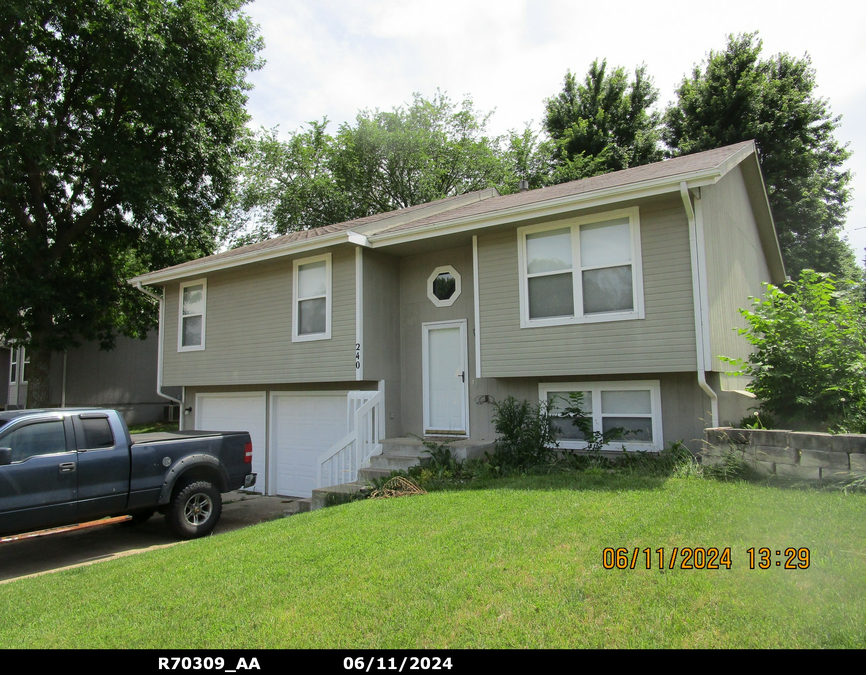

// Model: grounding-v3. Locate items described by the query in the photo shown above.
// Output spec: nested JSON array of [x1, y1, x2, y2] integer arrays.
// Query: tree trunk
[[25, 343, 52, 409]]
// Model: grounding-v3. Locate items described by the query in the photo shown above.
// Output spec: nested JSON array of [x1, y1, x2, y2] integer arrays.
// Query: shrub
[[490, 396, 558, 469], [723, 270, 866, 432]]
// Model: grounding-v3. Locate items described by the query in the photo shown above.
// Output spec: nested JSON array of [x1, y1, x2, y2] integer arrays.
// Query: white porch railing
[[318, 389, 383, 488]]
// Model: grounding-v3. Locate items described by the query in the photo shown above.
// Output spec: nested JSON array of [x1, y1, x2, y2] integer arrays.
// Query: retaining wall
[[703, 428, 866, 481]]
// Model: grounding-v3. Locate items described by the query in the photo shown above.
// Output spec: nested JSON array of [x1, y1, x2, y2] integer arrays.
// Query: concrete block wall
[[703, 428, 866, 482]]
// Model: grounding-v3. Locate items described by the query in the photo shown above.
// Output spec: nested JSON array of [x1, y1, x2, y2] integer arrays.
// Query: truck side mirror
[[0, 448, 11, 466]]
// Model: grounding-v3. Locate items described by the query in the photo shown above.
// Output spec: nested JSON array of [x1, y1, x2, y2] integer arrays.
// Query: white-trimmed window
[[518, 207, 644, 328], [178, 279, 207, 351], [20, 348, 28, 383], [539, 380, 663, 450], [427, 265, 462, 307], [293, 253, 331, 341], [9, 347, 18, 384]]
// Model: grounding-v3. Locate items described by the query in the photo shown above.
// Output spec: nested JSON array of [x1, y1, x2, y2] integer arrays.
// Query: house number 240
[[355, 343, 361, 369]]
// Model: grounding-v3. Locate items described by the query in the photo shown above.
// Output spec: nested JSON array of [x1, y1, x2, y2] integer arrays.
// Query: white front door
[[422, 320, 468, 435]]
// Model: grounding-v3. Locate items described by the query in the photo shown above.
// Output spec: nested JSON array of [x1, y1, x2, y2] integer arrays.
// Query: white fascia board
[[367, 169, 727, 248], [129, 231, 351, 286]]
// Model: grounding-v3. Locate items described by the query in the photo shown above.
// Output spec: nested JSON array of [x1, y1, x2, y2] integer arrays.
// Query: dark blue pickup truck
[[0, 408, 256, 539]]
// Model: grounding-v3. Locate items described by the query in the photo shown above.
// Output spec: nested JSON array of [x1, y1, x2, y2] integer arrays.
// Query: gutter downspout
[[133, 282, 184, 413], [681, 182, 719, 428]]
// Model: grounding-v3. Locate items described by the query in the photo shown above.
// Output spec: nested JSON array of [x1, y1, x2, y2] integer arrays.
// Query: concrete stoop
[[310, 436, 495, 511]]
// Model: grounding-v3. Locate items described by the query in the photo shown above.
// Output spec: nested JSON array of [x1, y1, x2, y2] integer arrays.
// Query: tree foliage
[[543, 59, 663, 183], [334, 92, 506, 214], [0, 0, 263, 406], [725, 271, 866, 432], [230, 120, 354, 244], [663, 32, 856, 280], [233, 92, 543, 243]]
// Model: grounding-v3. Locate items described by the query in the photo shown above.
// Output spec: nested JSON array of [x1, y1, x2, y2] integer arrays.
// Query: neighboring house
[[130, 140, 785, 498], [2, 335, 180, 426]]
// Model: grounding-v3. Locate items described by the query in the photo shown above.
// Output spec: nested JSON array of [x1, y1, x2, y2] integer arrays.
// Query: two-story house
[[130, 140, 785, 498]]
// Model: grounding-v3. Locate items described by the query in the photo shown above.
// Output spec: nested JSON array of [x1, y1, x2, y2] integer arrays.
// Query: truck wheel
[[166, 481, 222, 539]]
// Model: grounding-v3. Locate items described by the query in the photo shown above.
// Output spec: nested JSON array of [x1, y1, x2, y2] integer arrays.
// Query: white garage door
[[195, 392, 267, 494], [270, 392, 348, 498]]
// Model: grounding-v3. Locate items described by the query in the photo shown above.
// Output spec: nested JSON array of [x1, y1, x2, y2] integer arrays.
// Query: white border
[[177, 279, 207, 352], [517, 207, 645, 328], [421, 320, 469, 437], [539, 379, 663, 451], [292, 252, 332, 342], [426, 265, 462, 307]]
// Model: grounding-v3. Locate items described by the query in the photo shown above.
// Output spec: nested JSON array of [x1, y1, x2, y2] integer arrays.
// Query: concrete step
[[358, 466, 400, 482], [378, 437, 495, 462], [369, 453, 424, 471], [310, 481, 366, 511]]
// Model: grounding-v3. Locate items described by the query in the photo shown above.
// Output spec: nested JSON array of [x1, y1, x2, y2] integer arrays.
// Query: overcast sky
[[241, 0, 866, 264]]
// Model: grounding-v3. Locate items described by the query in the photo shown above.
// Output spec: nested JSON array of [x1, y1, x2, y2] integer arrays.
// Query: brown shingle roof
[[375, 141, 754, 236], [132, 141, 755, 283]]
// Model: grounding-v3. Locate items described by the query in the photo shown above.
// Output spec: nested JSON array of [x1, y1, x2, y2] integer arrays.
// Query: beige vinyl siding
[[162, 246, 356, 386], [397, 245, 476, 437], [477, 196, 697, 377], [701, 165, 771, 372], [362, 249, 402, 437]]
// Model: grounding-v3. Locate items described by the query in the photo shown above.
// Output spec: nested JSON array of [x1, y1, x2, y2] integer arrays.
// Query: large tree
[[663, 32, 856, 280], [0, 0, 262, 407], [543, 59, 664, 184], [333, 92, 506, 215], [234, 92, 513, 242], [229, 120, 355, 245]]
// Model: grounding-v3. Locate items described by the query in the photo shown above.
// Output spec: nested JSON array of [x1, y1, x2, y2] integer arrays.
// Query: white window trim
[[539, 379, 663, 451], [9, 346, 18, 384], [292, 252, 332, 342], [20, 347, 28, 384], [177, 279, 207, 352], [517, 207, 645, 328], [427, 265, 462, 307]]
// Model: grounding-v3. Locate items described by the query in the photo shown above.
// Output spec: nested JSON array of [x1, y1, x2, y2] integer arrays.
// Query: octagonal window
[[427, 265, 461, 307]]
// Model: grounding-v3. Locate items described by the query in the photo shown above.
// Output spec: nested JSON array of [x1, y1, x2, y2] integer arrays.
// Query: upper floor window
[[178, 279, 207, 351], [9, 347, 18, 384], [517, 207, 644, 328], [8, 346, 27, 384], [427, 265, 462, 307], [293, 253, 331, 341]]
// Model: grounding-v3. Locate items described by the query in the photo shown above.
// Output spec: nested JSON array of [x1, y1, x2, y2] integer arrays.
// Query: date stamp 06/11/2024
[[602, 547, 811, 570]]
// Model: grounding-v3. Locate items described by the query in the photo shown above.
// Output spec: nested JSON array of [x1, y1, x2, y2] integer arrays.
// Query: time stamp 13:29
[[602, 547, 811, 570]]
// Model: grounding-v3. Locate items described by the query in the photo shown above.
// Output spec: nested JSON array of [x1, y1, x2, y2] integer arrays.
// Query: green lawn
[[1, 473, 864, 648]]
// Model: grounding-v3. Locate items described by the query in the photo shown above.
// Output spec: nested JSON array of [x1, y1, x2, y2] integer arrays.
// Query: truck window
[[80, 417, 115, 449], [0, 420, 67, 463]]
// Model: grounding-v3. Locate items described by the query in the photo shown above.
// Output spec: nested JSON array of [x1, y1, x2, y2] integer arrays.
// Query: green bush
[[723, 270, 866, 432], [489, 396, 558, 469]]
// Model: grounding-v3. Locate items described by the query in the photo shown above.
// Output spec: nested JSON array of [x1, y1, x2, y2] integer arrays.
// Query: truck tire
[[166, 481, 222, 539]]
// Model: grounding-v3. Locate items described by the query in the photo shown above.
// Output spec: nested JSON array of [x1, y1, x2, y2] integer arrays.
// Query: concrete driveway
[[0, 492, 302, 584]]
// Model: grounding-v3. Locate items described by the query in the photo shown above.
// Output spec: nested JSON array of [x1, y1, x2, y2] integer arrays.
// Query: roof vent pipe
[[518, 179, 529, 192]]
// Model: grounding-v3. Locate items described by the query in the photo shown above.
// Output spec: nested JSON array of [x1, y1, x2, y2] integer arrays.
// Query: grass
[[126, 420, 180, 434], [1, 472, 864, 648]]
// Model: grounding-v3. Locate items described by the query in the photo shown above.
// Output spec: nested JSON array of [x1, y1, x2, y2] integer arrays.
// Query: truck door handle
[[59, 462, 76, 473]]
